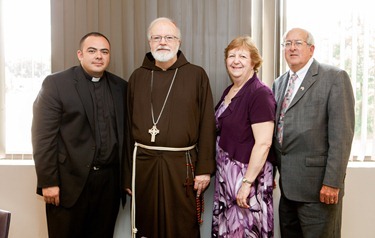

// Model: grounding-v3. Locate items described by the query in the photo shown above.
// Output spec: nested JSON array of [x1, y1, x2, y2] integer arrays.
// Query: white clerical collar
[[91, 77, 100, 82]]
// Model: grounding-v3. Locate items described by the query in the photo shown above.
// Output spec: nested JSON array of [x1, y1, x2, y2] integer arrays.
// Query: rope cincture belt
[[131, 142, 196, 238]]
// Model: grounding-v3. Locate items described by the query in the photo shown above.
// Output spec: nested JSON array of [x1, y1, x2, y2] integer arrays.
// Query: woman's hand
[[236, 183, 251, 209]]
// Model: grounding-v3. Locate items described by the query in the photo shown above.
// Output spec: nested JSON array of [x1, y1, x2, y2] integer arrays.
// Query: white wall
[[0, 162, 374, 238], [341, 165, 375, 238]]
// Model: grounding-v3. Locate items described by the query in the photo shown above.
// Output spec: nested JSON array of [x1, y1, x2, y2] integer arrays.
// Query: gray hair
[[147, 17, 181, 40], [283, 28, 315, 45]]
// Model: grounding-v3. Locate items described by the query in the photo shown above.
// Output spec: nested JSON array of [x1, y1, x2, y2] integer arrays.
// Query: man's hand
[[42, 186, 60, 206], [194, 174, 210, 197], [125, 188, 132, 196], [320, 185, 339, 205]]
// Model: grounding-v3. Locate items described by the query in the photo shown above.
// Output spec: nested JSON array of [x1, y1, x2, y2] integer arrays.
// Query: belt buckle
[[92, 166, 100, 171]]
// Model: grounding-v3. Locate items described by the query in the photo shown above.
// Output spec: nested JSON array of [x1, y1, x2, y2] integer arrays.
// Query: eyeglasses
[[281, 40, 311, 49], [150, 35, 179, 42]]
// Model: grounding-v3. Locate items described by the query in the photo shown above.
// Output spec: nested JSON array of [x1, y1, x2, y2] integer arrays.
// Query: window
[[283, 0, 375, 161], [1, 0, 51, 159]]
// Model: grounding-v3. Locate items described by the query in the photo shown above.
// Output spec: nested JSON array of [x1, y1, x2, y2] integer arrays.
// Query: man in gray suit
[[272, 28, 355, 238]]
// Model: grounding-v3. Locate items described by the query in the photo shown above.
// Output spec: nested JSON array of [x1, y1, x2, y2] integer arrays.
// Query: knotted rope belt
[[131, 142, 199, 238]]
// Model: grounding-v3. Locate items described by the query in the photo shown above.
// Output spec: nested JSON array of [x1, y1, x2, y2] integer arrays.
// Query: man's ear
[[77, 50, 84, 61]]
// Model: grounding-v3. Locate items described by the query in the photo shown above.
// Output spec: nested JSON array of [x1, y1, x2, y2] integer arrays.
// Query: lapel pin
[[300, 87, 304, 91]]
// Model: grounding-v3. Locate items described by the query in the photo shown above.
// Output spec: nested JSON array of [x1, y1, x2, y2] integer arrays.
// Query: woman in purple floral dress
[[211, 36, 276, 238]]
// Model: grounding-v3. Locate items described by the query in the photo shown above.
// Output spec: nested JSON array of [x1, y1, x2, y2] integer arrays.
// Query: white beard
[[151, 47, 178, 62]]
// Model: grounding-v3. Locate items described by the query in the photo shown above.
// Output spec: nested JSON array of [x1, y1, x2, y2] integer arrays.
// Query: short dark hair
[[79, 32, 110, 49]]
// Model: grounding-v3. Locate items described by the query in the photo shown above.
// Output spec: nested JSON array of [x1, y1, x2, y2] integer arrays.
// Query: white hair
[[147, 17, 181, 40]]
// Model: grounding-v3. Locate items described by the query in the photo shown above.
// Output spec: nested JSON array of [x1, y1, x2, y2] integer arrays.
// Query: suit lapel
[[107, 75, 124, 142], [74, 67, 95, 132], [288, 60, 319, 110]]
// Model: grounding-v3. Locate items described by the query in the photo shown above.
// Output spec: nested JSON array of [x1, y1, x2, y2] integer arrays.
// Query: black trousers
[[46, 167, 120, 238]]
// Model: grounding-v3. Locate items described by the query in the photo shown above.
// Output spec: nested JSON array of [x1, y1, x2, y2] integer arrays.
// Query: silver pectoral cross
[[148, 125, 160, 142]]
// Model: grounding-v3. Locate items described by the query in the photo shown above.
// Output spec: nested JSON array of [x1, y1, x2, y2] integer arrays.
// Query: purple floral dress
[[212, 102, 274, 238]]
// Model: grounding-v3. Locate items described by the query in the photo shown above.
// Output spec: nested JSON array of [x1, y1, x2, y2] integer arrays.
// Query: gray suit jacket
[[272, 59, 355, 202]]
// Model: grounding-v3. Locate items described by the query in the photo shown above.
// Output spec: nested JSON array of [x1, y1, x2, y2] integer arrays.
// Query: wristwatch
[[242, 178, 252, 185]]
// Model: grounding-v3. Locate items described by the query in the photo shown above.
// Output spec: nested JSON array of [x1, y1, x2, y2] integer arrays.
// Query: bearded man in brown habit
[[127, 17, 216, 238]]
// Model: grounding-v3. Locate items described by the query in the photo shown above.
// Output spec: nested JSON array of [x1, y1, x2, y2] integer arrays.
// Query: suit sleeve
[[323, 70, 355, 188], [32, 76, 62, 190]]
